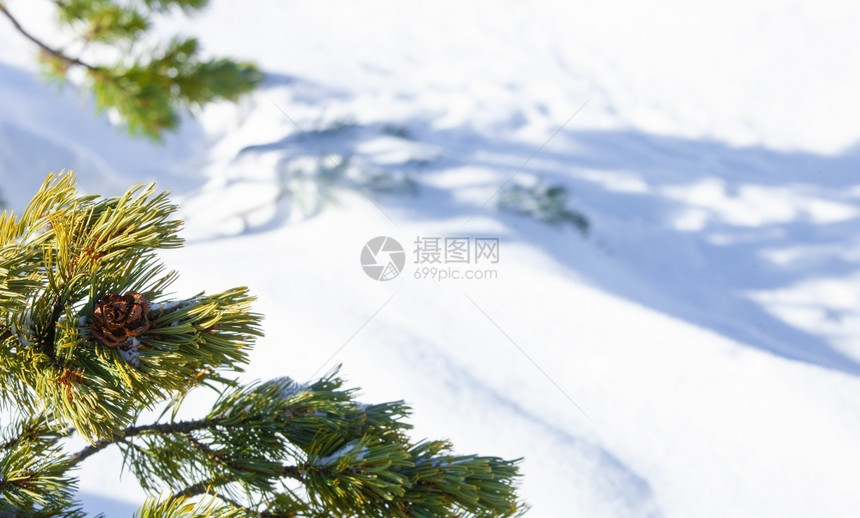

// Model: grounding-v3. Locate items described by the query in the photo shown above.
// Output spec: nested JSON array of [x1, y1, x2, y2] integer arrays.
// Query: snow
[[150, 300, 191, 314], [1, 0, 859, 516], [311, 440, 366, 467], [119, 338, 142, 367], [267, 377, 309, 401]]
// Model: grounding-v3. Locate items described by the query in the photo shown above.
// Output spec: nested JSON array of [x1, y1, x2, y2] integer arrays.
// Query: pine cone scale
[[90, 291, 151, 347]]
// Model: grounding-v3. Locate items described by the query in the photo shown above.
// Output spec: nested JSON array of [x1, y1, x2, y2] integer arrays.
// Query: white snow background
[[1, 0, 860, 516]]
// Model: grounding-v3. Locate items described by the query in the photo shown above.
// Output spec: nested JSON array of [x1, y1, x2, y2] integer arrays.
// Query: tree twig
[[213, 494, 280, 518], [174, 463, 303, 500], [39, 294, 65, 362], [68, 417, 219, 465], [282, 465, 302, 481], [174, 478, 226, 499], [0, 3, 99, 72]]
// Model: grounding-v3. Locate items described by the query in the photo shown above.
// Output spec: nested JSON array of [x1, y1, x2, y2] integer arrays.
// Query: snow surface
[[1, 0, 860, 516]]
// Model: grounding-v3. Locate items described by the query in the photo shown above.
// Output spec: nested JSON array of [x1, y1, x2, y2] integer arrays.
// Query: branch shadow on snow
[[4, 64, 858, 515], [4, 58, 856, 379], [204, 87, 860, 376], [399, 126, 860, 376]]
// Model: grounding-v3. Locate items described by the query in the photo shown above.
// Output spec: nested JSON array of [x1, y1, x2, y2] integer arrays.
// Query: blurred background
[[1, 0, 859, 515]]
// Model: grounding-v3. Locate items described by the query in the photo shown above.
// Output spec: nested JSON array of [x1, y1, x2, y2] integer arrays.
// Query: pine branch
[[0, 4, 99, 72], [70, 417, 219, 465], [2, 2, 259, 138], [1, 175, 526, 515]]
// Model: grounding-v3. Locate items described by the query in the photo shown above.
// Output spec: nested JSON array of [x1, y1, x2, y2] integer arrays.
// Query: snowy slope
[[1, 0, 860, 516]]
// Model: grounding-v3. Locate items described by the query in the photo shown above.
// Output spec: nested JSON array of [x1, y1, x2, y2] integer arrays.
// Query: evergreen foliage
[[0, 173, 525, 516], [0, 1, 260, 139]]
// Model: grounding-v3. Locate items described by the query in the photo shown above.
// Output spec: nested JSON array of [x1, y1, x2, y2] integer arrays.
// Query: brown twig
[[39, 294, 65, 362], [0, 3, 99, 72], [68, 417, 220, 465]]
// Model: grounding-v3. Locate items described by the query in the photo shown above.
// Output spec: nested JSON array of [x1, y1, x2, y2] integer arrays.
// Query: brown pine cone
[[90, 291, 151, 348]]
